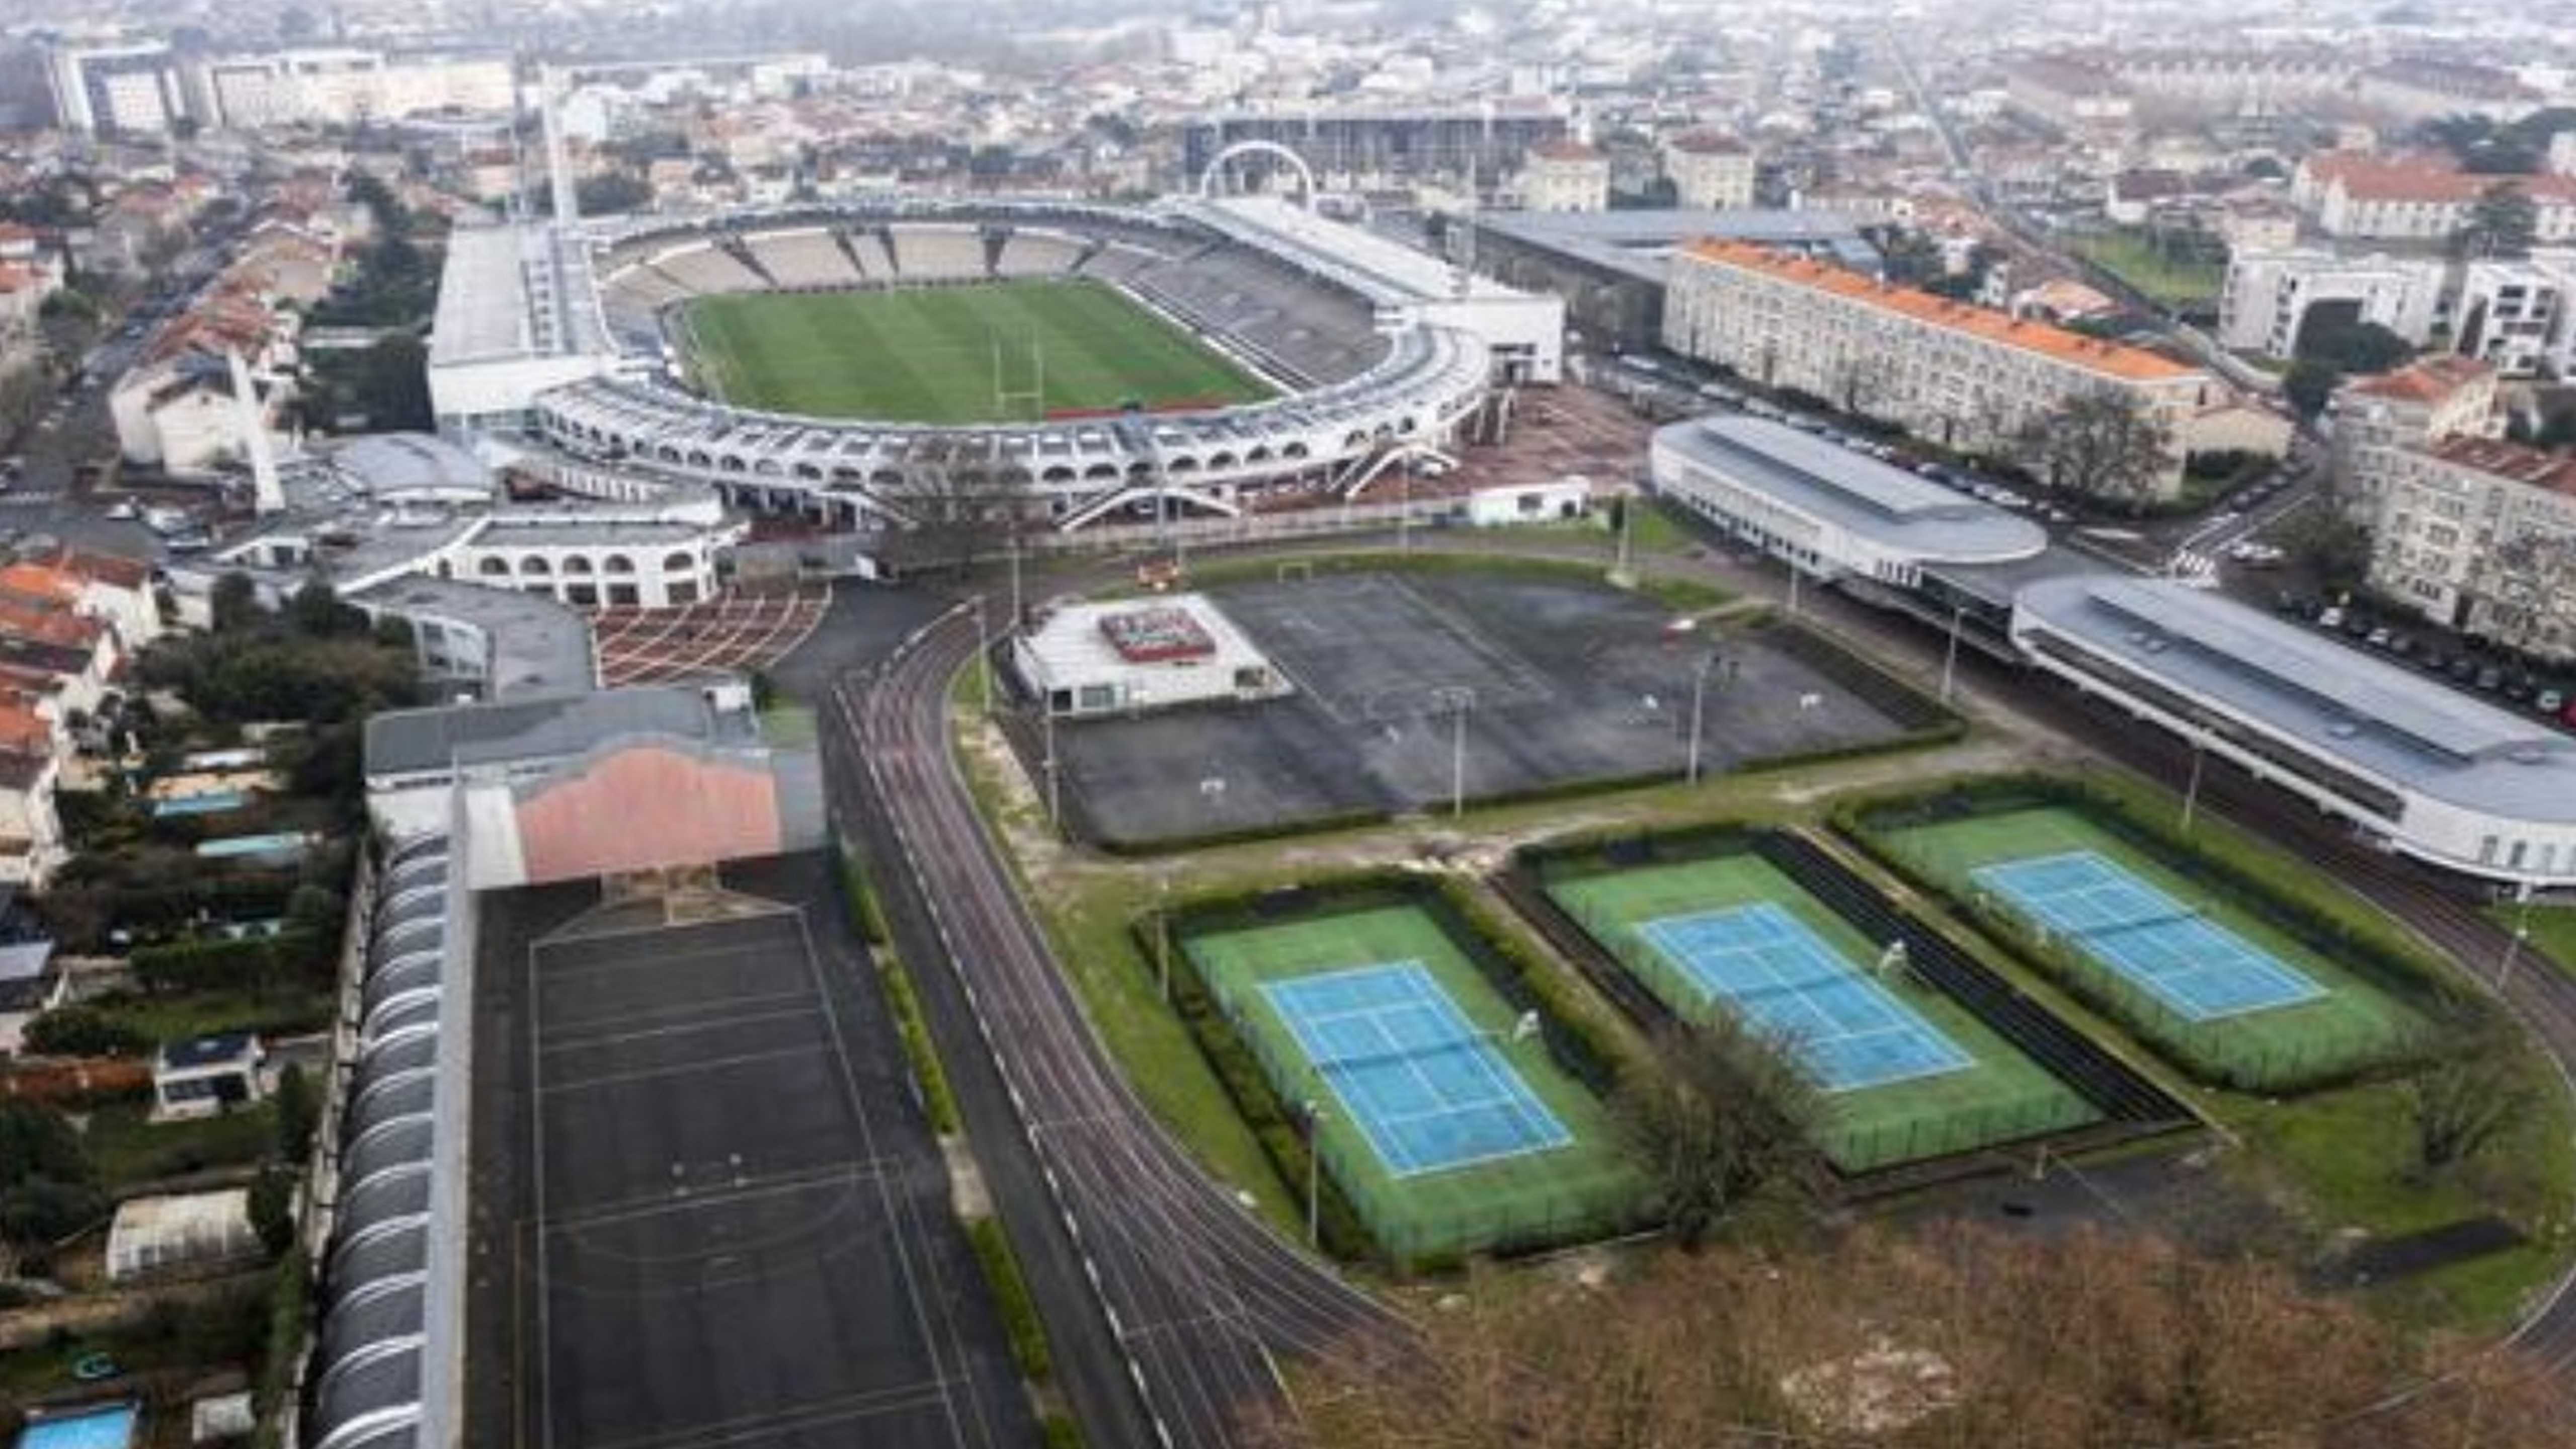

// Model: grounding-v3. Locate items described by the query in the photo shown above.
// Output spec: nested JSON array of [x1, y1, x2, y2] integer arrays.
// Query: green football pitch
[[676, 279, 1274, 423]]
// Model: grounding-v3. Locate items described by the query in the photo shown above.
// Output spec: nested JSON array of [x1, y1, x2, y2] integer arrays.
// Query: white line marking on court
[[541, 1044, 833, 1096], [539, 1002, 826, 1054]]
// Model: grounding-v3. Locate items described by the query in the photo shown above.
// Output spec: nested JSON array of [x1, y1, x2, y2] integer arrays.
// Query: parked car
[[2538, 689, 2565, 716]]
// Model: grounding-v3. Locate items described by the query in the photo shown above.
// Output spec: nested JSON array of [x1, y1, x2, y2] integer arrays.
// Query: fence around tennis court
[[1545, 879, 2099, 1172], [1833, 775, 2463, 1095], [1157, 876, 1651, 1268]]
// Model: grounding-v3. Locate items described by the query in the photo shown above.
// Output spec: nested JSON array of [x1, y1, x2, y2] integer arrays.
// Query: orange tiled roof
[[1678, 240, 2200, 382], [0, 703, 49, 757], [0, 600, 102, 653], [2431, 437, 2576, 496], [45, 548, 149, 592], [2306, 151, 2576, 206], [1666, 129, 1750, 156], [1529, 140, 1604, 162], [2346, 354, 2493, 404]]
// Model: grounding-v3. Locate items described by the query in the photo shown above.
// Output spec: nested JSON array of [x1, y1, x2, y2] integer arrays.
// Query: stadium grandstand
[[429, 195, 1558, 537]]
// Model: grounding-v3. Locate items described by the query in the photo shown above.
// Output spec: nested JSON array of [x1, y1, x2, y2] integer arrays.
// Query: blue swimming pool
[[18, 1402, 138, 1449], [151, 790, 246, 818]]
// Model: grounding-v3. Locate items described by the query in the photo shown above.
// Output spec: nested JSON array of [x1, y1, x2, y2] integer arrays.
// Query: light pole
[[972, 594, 993, 715], [1786, 558, 1802, 617], [1007, 533, 1024, 631], [1940, 602, 1966, 705], [1041, 700, 1062, 831], [1398, 456, 1412, 554], [2499, 881, 2536, 991], [2179, 725, 2207, 834], [1433, 686, 1473, 818], [1303, 1097, 1328, 1248], [1686, 653, 1721, 784], [1155, 871, 1173, 1003]]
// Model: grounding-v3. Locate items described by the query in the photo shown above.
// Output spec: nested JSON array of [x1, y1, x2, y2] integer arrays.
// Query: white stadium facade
[[427, 192, 1555, 538]]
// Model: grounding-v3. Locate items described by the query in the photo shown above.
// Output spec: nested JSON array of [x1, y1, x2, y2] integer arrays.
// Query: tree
[[2274, 504, 2373, 591], [21, 1006, 150, 1058], [0, 1102, 101, 1251], [288, 580, 366, 637], [349, 335, 431, 432], [211, 573, 263, 633], [2457, 181, 2540, 260], [1270, 1224, 2570, 1449], [2296, 316, 2414, 375], [573, 172, 653, 217], [274, 1062, 318, 1164], [1828, 350, 1890, 420], [2018, 389, 2176, 509], [2406, 1022, 2537, 1175], [247, 1166, 296, 1258], [2284, 358, 2342, 421], [1612, 1016, 1827, 1248]]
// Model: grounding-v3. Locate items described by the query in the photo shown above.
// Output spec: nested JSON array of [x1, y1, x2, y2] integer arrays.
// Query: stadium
[[467, 190, 1558, 536]]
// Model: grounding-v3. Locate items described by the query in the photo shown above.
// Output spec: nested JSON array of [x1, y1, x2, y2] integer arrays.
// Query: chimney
[[228, 349, 284, 516]]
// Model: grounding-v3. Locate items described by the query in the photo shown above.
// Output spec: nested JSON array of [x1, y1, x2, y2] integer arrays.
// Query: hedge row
[[1137, 907, 1376, 1262], [965, 1214, 1053, 1385], [1833, 773, 2483, 1026], [129, 932, 326, 997], [835, 844, 961, 1135]]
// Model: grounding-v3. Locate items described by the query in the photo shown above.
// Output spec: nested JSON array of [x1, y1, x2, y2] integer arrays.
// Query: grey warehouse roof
[[349, 576, 597, 702], [1473, 207, 1881, 282], [2014, 576, 2576, 824], [364, 682, 756, 779], [1657, 415, 2049, 564]]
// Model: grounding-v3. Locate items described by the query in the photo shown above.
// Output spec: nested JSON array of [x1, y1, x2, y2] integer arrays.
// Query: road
[[827, 613, 1400, 1449]]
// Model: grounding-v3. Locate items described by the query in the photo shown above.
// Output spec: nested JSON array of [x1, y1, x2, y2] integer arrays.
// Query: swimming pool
[[17, 1402, 138, 1449], [151, 790, 246, 818]]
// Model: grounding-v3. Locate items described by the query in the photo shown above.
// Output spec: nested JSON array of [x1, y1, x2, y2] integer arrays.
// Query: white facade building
[[1662, 131, 1757, 210], [2366, 437, 2576, 663], [2216, 249, 2446, 357], [1663, 242, 2238, 493], [2014, 575, 2576, 887], [1010, 595, 1290, 718], [1650, 416, 2047, 589], [1517, 142, 1611, 214]]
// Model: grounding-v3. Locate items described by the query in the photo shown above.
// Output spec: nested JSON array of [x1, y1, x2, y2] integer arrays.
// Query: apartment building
[[1662, 131, 1757, 209], [2329, 355, 2501, 520], [1663, 242, 2236, 496], [2292, 152, 2576, 245], [2368, 437, 2576, 663], [2355, 59, 2544, 126], [2001, 56, 2135, 135], [1516, 141, 1609, 213], [2218, 249, 2445, 356]]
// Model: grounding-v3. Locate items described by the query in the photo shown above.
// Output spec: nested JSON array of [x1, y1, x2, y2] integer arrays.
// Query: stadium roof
[[1655, 415, 2048, 562], [429, 223, 538, 367], [364, 682, 758, 780], [2015, 576, 2576, 823], [1200, 195, 1524, 306], [1472, 207, 1880, 282]]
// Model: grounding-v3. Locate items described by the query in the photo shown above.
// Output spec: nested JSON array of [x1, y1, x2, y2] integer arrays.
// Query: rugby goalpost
[[991, 330, 1045, 419]]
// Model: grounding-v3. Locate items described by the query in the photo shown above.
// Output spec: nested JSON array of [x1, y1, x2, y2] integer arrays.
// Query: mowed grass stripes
[[679, 279, 1273, 423]]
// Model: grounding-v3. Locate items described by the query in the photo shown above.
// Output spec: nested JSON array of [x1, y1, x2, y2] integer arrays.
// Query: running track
[[830, 609, 1400, 1449]]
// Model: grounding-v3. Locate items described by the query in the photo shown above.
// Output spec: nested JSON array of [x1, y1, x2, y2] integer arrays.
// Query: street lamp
[[1430, 686, 1474, 818], [2499, 880, 2536, 991], [1940, 602, 1967, 705], [972, 594, 993, 715], [2179, 723, 2208, 834], [1302, 1097, 1329, 1248], [1687, 652, 1724, 784]]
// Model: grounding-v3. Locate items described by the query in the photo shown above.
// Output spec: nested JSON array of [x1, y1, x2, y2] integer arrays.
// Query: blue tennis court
[[1972, 851, 2325, 1022], [1639, 903, 1972, 1092], [1262, 962, 1572, 1178]]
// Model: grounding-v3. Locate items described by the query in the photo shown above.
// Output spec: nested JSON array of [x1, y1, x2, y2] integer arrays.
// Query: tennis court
[[1640, 904, 1972, 1091], [1974, 851, 2324, 1022], [1264, 962, 1571, 1177], [1873, 802, 2427, 1092], [1181, 899, 1645, 1261], [1544, 850, 2101, 1172]]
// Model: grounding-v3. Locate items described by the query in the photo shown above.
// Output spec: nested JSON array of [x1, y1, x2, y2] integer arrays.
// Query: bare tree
[[2018, 388, 2176, 509], [1829, 349, 1891, 421], [1264, 1223, 2571, 1449], [1612, 1015, 1828, 1248], [886, 460, 1025, 576]]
